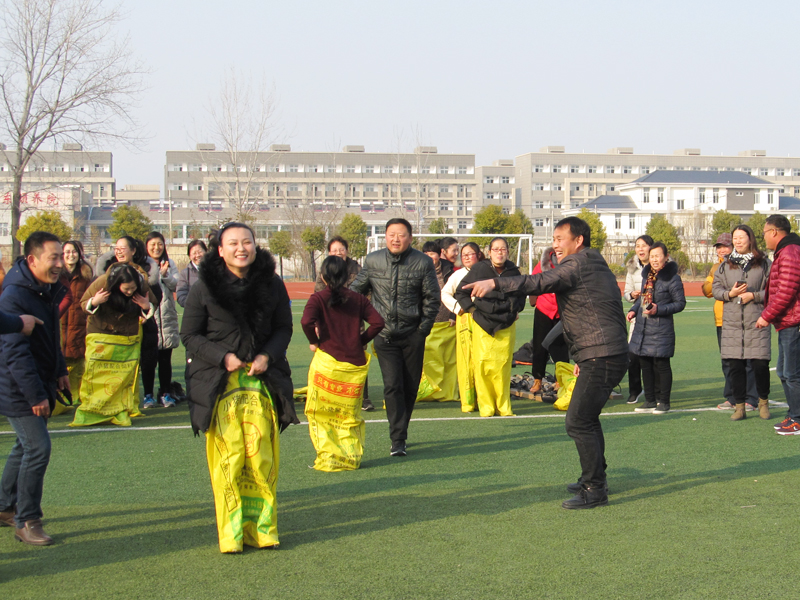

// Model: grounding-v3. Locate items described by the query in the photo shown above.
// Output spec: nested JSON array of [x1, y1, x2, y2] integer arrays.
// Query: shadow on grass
[[0, 503, 214, 583], [607, 454, 798, 505]]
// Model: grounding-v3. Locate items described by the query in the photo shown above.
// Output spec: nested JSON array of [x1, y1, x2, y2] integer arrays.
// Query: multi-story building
[[0, 143, 114, 244], [159, 144, 477, 242], [516, 147, 800, 237], [475, 160, 516, 217], [562, 171, 791, 255]]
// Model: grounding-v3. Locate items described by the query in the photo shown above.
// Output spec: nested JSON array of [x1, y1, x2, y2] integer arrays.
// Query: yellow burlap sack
[[415, 371, 440, 402], [51, 357, 84, 417], [305, 350, 370, 471], [206, 368, 280, 553], [70, 332, 142, 427], [456, 312, 476, 412], [554, 361, 577, 411], [472, 322, 516, 417], [417, 322, 458, 402]]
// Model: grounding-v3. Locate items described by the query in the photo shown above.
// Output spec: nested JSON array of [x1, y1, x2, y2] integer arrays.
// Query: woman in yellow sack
[[417, 241, 459, 402], [302, 255, 384, 471], [181, 222, 299, 554], [454, 238, 526, 417], [441, 242, 484, 412], [71, 263, 156, 427]]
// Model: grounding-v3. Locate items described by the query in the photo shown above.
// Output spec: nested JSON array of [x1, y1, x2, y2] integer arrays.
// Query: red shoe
[[776, 420, 800, 436], [774, 416, 795, 430]]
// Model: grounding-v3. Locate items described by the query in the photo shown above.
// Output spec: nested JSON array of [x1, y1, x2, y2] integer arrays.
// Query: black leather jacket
[[495, 248, 628, 362], [350, 246, 440, 340]]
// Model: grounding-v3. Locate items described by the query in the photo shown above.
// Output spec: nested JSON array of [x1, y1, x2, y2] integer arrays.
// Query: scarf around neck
[[641, 265, 661, 307], [729, 249, 753, 268]]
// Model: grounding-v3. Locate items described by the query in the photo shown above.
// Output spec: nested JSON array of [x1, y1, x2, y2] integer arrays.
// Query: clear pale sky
[[107, 0, 800, 188]]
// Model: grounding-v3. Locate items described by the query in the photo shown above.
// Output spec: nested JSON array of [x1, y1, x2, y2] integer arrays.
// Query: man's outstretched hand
[[462, 279, 496, 298]]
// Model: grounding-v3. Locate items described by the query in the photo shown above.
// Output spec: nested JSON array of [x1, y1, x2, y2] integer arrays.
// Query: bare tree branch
[[0, 0, 147, 256]]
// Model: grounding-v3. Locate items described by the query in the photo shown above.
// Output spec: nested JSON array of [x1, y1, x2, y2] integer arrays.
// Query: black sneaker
[[362, 399, 375, 412], [566, 479, 610, 495], [634, 401, 657, 413], [390, 443, 407, 457], [626, 391, 643, 404], [653, 403, 670, 414], [562, 486, 608, 510]]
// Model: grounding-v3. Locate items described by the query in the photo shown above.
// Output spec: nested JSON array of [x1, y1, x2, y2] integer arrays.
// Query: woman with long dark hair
[[71, 263, 157, 427], [629, 242, 686, 414], [302, 255, 384, 470], [54, 241, 94, 416], [455, 237, 526, 417], [441, 242, 484, 412], [144, 231, 180, 407], [712, 224, 772, 420]]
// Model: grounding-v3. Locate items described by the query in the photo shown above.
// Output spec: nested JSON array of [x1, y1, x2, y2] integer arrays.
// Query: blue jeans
[[0, 415, 51, 527], [777, 327, 800, 420]]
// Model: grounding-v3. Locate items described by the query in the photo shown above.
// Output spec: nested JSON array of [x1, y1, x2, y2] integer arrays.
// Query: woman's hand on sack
[[132, 294, 151, 311], [626, 311, 636, 322], [573, 364, 580, 377], [224, 353, 246, 372], [643, 303, 658, 316], [248, 354, 269, 376], [309, 343, 318, 352], [740, 292, 755, 305], [448, 319, 456, 326], [92, 289, 111, 306], [58, 375, 70, 391]]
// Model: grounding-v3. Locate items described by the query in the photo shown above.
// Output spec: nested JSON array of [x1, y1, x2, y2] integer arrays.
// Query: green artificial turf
[[0, 297, 796, 599]]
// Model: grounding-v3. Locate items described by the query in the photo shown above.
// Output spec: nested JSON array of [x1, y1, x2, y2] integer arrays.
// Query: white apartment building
[[516, 147, 800, 238], [157, 145, 477, 242], [562, 171, 796, 254]]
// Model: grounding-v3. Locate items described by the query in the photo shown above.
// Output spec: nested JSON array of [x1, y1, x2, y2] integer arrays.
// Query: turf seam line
[[0, 406, 742, 436]]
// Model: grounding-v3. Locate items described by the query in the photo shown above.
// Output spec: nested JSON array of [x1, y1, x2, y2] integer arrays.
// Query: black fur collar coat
[[180, 247, 298, 435]]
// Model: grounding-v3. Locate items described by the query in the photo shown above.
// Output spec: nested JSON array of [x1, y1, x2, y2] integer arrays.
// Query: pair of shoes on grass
[[775, 416, 800, 435], [634, 402, 669, 414]]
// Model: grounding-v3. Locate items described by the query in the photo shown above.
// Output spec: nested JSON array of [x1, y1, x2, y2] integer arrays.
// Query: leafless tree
[[0, 0, 145, 257], [195, 72, 281, 226]]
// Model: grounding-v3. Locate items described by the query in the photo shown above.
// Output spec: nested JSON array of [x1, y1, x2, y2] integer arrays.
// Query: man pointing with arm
[[465, 217, 628, 509]]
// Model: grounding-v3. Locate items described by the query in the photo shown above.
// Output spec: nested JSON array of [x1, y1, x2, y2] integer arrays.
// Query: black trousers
[[566, 354, 628, 488], [142, 343, 173, 397], [530, 308, 569, 379], [373, 332, 426, 444], [639, 356, 673, 405], [627, 352, 642, 396], [723, 358, 770, 404], [717, 327, 758, 406]]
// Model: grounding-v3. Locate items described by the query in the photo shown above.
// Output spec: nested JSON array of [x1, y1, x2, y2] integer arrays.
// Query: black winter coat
[[0, 258, 68, 417], [455, 260, 526, 335], [180, 247, 299, 435], [350, 246, 440, 340], [629, 261, 686, 358], [495, 248, 628, 362]]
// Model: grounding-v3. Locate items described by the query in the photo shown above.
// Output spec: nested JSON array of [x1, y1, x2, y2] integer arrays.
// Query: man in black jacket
[[351, 218, 440, 456], [0, 232, 69, 545], [464, 217, 628, 509]]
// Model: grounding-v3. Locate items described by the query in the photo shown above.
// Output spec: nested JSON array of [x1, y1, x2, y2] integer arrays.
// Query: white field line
[[0, 406, 728, 436]]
